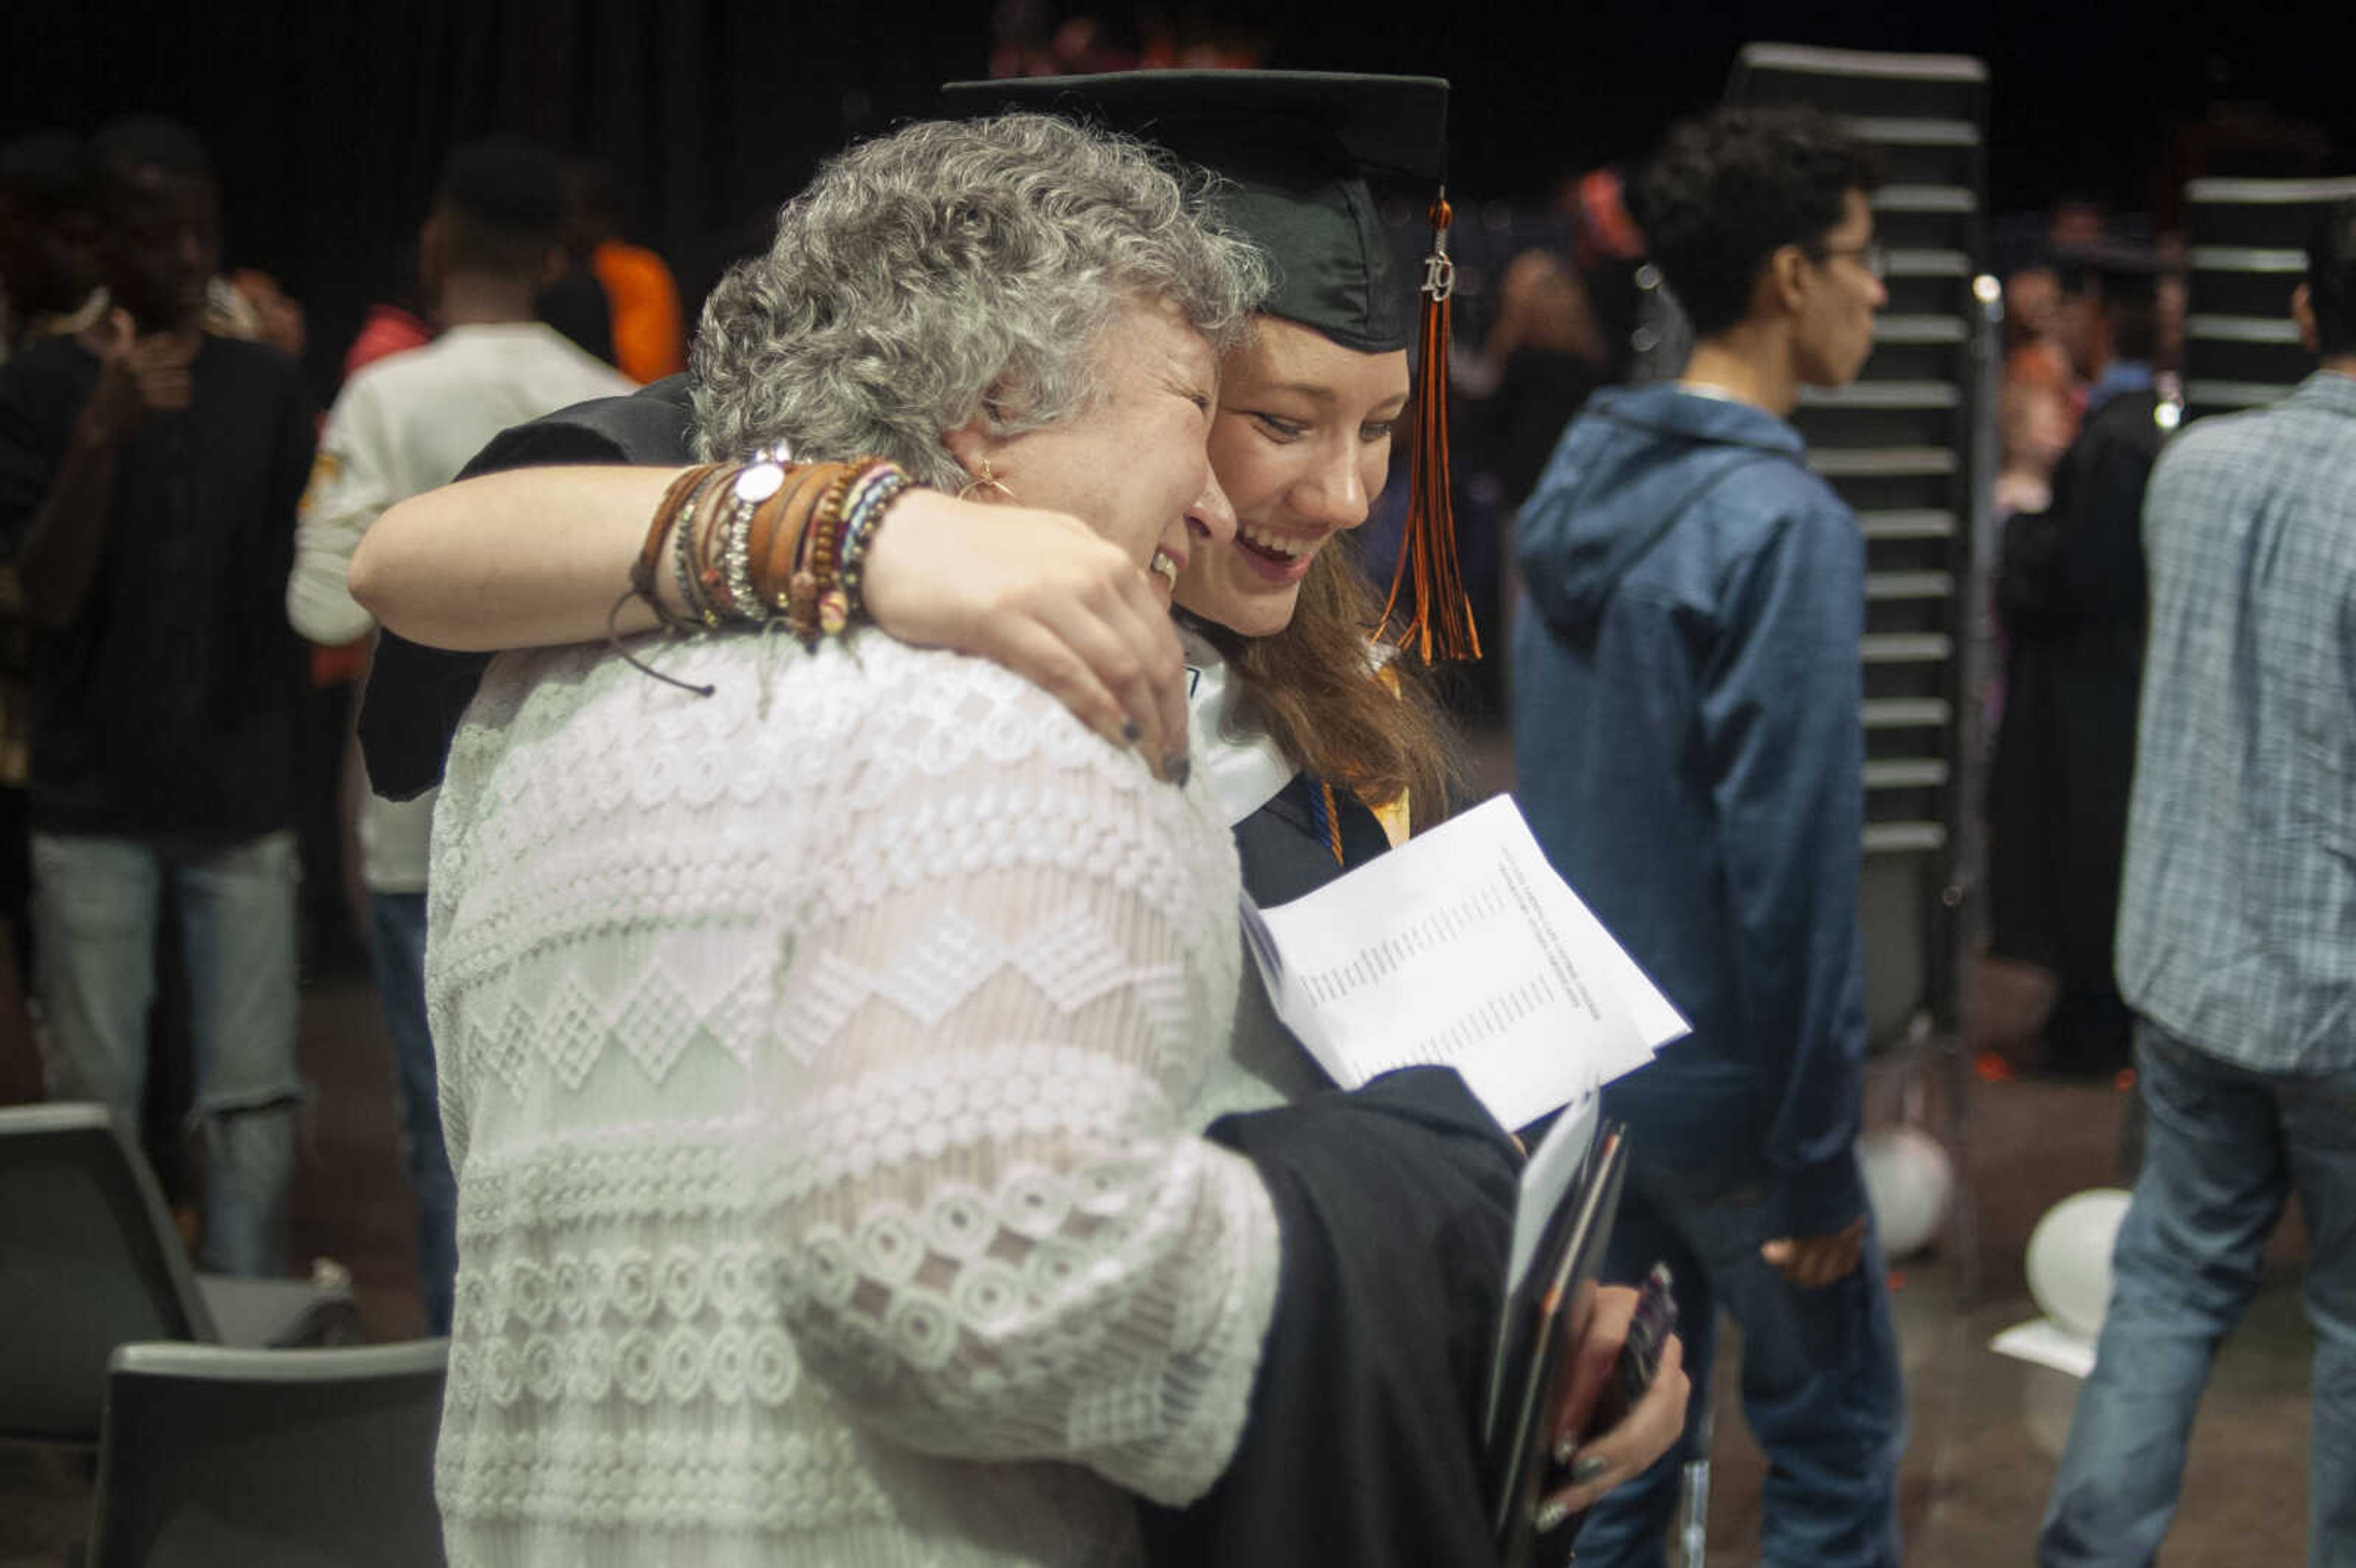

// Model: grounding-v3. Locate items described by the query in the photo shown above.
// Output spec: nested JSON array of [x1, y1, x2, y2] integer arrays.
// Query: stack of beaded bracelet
[[625, 454, 917, 647], [631, 463, 723, 632], [674, 463, 741, 629], [783, 464, 854, 643], [833, 459, 914, 637]]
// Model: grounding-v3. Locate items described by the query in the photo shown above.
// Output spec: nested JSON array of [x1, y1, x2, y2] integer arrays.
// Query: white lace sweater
[[426, 629, 1284, 1568]]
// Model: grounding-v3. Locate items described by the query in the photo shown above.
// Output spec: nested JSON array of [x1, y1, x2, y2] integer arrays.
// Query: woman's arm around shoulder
[[350, 463, 1192, 771]]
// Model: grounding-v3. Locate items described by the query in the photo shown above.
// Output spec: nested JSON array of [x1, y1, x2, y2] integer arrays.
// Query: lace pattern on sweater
[[428, 632, 1277, 1566]]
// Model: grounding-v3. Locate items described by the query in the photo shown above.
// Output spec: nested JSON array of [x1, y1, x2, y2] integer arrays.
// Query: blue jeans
[[367, 890, 455, 1335], [31, 829, 302, 1277], [2039, 1019, 2356, 1567], [1575, 1150, 1906, 1568]]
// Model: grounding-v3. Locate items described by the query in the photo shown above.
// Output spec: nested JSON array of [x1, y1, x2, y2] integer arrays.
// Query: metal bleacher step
[[1873, 183, 1976, 215], [1846, 116, 1980, 147], [1801, 379, 1961, 409], [2184, 379, 2292, 410], [2187, 245, 2308, 274], [1883, 247, 1971, 279], [1864, 821, 1948, 855], [1865, 758, 1951, 789], [1861, 632, 1952, 664], [1866, 570, 1956, 601], [2186, 314, 2306, 344], [1872, 316, 1968, 345], [1858, 509, 1957, 540], [1811, 446, 1958, 477], [1863, 696, 1953, 729]]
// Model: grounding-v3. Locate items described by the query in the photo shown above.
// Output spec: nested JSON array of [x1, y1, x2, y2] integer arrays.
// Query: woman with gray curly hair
[[423, 113, 1281, 1568]]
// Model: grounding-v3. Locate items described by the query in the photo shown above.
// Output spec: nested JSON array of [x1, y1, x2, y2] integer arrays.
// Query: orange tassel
[[1379, 191, 1481, 665]]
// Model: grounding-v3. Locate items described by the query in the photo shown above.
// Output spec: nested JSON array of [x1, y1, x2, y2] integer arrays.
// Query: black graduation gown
[[355, 386, 1523, 1566], [1162, 777, 1520, 1568], [1985, 387, 2163, 1074]]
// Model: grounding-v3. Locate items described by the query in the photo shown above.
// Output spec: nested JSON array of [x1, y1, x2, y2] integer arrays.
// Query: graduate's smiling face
[[1176, 317, 1411, 637]]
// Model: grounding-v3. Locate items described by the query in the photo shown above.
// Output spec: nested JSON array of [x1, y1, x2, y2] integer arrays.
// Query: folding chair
[[86, 1339, 447, 1568], [0, 1102, 358, 1444]]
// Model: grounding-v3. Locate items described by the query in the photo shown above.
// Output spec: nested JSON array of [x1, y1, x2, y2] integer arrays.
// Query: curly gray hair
[[690, 113, 1268, 485]]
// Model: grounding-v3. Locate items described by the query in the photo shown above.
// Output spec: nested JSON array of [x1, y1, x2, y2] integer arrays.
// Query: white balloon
[[2027, 1188, 2133, 1341], [1858, 1124, 1955, 1259]]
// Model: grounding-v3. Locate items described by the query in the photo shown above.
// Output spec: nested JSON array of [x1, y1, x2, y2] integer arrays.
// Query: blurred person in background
[[0, 116, 314, 1277], [2004, 262, 2076, 406], [286, 137, 631, 1333], [1963, 372, 2079, 1063], [1998, 376, 2076, 521], [218, 267, 307, 362], [534, 163, 615, 369], [2036, 198, 2356, 1568], [1, 131, 103, 361], [1481, 248, 1612, 517], [1985, 248, 2168, 1082], [1511, 105, 1904, 1568], [563, 157, 686, 384], [0, 130, 102, 1101], [1464, 244, 1613, 712]]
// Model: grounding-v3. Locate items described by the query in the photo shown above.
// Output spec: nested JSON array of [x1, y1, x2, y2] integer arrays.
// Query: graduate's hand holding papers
[[1241, 794, 1693, 1553]]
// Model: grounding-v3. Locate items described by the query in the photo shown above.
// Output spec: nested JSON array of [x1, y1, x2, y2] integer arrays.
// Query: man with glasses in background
[[1511, 106, 1904, 1568]]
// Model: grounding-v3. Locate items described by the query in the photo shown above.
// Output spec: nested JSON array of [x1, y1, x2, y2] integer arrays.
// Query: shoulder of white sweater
[[448, 629, 1188, 833], [469, 631, 1104, 749]]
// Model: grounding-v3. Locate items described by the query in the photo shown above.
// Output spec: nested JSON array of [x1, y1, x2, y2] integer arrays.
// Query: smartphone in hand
[[1612, 1262, 1679, 1418]]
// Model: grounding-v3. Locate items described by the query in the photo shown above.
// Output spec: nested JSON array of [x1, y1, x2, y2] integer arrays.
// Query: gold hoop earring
[[957, 459, 1016, 505]]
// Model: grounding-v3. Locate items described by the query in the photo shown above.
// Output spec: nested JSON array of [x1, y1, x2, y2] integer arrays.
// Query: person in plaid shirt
[[2038, 201, 2356, 1568]]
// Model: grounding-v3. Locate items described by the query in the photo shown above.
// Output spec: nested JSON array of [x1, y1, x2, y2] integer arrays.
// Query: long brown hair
[[1193, 539, 1465, 833]]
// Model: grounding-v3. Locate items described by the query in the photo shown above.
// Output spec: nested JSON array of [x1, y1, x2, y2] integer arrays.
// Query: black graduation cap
[[938, 71, 1449, 356], [937, 69, 1480, 663]]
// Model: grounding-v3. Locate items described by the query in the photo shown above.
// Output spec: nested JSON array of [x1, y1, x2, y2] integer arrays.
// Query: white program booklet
[[1239, 793, 1688, 1130]]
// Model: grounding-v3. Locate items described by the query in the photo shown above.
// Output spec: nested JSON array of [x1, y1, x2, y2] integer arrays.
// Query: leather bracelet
[[633, 463, 723, 630], [752, 462, 839, 617]]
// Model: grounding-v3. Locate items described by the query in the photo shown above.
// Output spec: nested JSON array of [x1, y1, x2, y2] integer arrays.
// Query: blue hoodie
[[1510, 382, 1867, 1234]]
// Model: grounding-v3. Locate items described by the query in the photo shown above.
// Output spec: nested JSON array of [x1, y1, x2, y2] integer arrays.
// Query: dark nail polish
[[1120, 718, 1143, 744], [1166, 753, 1191, 788]]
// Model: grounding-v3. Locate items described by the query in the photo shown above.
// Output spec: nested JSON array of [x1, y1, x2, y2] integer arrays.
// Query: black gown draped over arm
[[1153, 782, 1525, 1568]]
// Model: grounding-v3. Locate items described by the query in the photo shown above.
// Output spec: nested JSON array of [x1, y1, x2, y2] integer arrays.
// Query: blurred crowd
[[2, 83, 2350, 1568], [0, 105, 2250, 1291], [0, 120, 682, 1288]]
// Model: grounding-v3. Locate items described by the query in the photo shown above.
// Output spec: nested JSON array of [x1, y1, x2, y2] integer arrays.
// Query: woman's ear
[[941, 413, 1004, 485]]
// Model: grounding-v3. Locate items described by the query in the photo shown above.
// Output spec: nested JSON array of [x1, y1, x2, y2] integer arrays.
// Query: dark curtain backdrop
[[9, 0, 2350, 402], [8, 0, 981, 401]]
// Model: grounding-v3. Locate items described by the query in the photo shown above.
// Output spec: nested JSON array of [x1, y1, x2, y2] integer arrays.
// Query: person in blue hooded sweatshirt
[[1509, 106, 1904, 1568]]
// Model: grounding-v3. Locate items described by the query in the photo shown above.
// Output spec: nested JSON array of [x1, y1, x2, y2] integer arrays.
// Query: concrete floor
[[1, 975, 2319, 1566], [1695, 1065, 2314, 1567]]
